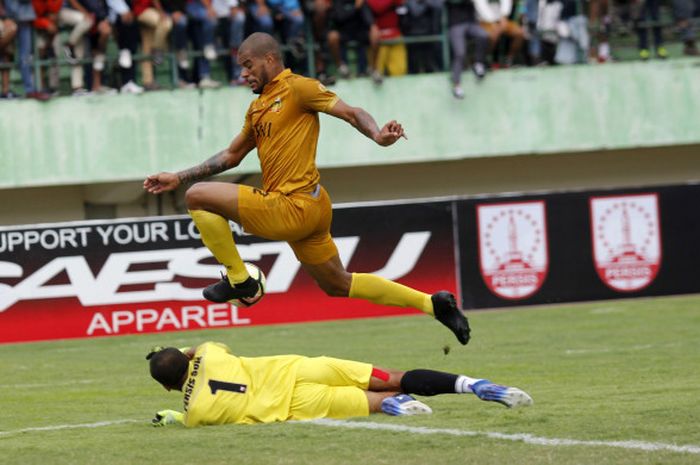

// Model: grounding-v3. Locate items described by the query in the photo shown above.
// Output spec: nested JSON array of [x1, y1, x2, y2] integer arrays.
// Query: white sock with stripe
[[455, 375, 483, 394]]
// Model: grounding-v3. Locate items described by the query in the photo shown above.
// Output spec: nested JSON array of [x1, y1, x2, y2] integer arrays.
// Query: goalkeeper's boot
[[203, 272, 260, 303], [470, 380, 533, 408], [381, 394, 433, 416], [432, 291, 471, 345]]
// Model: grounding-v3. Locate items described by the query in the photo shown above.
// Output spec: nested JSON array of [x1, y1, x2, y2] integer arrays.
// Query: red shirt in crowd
[[32, 0, 63, 30], [366, 0, 404, 40], [133, 0, 155, 17]]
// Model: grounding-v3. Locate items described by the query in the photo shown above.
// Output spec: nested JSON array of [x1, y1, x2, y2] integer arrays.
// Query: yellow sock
[[189, 210, 249, 284], [348, 273, 434, 316]]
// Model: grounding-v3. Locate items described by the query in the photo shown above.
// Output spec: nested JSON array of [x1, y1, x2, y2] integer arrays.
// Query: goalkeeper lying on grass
[[147, 342, 533, 427]]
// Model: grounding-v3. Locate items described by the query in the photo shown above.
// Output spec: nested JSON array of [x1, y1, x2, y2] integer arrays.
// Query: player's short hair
[[147, 348, 189, 388], [240, 32, 283, 62]]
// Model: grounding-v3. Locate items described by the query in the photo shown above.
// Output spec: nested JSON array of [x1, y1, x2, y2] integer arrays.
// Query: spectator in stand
[[634, 0, 667, 60], [588, 0, 611, 62], [402, 0, 443, 74], [0, 0, 19, 98], [107, 0, 144, 93], [553, 0, 588, 64], [673, 0, 699, 56], [57, 0, 93, 94], [186, 0, 220, 88], [367, 0, 407, 83], [212, 0, 245, 85], [34, 0, 93, 94], [535, 0, 561, 64], [134, 0, 172, 90], [250, 0, 306, 70], [251, 0, 305, 43], [549, 0, 580, 64], [4, 0, 52, 99], [305, 0, 335, 85], [327, 0, 373, 79], [72, 0, 115, 93], [522, 0, 542, 64], [32, 0, 62, 94], [446, 0, 487, 98], [161, 0, 193, 86], [473, 0, 524, 67]]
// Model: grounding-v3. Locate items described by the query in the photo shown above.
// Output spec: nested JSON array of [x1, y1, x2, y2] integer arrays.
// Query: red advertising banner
[[0, 201, 456, 343]]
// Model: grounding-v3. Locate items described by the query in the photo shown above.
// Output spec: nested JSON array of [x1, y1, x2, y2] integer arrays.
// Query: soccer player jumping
[[143, 32, 470, 345], [147, 343, 533, 427]]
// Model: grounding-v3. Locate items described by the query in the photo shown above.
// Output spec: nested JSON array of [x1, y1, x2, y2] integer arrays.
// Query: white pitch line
[[310, 419, 700, 455], [564, 341, 681, 355], [0, 419, 141, 438], [3, 417, 698, 456], [0, 379, 98, 389]]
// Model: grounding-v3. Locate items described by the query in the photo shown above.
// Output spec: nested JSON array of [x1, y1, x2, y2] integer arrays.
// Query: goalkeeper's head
[[146, 347, 189, 391]]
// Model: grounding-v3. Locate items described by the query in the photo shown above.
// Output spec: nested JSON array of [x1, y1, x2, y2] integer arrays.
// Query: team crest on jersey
[[477, 201, 548, 300], [269, 97, 283, 113], [590, 193, 661, 292]]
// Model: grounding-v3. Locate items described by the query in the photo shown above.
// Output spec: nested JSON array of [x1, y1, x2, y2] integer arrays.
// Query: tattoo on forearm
[[177, 150, 231, 183], [353, 109, 380, 141]]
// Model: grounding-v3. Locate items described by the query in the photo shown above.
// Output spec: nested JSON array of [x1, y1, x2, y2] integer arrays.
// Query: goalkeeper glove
[[152, 410, 184, 427], [146, 346, 165, 360]]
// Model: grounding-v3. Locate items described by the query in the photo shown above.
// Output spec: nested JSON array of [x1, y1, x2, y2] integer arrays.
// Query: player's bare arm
[[326, 99, 407, 147], [143, 133, 256, 194]]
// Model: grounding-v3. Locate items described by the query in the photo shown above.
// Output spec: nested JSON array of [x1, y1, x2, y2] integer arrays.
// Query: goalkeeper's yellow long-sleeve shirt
[[182, 342, 304, 426]]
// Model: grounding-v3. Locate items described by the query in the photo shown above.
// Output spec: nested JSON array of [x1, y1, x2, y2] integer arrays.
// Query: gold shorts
[[377, 43, 407, 76], [238, 184, 338, 265], [288, 357, 373, 421], [480, 20, 524, 42]]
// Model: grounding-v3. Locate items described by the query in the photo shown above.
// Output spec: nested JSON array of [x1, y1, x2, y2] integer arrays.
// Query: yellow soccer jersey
[[182, 342, 304, 426], [240, 69, 339, 195]]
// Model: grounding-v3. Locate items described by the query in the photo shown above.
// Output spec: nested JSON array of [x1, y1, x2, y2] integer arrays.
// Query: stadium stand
[[0, 0, 699, 226], [0, 0, 698, 97]]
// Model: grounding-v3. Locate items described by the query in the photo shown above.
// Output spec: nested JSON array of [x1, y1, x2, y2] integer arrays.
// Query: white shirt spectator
[[106, 0, 130, 22], [473, 0, 512, 22], [212, 0, 239, 18]]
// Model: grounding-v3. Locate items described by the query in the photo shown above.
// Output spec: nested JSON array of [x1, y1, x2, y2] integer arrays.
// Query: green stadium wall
[[1, 59, 699, 189]]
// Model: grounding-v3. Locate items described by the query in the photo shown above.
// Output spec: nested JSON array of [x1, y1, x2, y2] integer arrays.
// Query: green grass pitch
[[2, 295, 699, 465]]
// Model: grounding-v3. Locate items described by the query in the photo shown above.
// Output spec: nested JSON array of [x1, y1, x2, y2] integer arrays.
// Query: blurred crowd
[[0, 0, 698, 100]]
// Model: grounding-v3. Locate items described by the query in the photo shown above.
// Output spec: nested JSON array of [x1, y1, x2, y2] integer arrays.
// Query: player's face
[[238, 51, 271, 95]]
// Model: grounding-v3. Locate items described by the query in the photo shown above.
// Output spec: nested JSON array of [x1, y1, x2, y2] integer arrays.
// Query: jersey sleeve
[[211, 342, 232, 353], [292, 77, 339, 113], [198, 341, 232, 355]]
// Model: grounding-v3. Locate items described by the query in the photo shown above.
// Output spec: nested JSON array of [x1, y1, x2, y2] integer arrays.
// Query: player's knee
[[5, 21, 17, 37], [327, 30, 339, 44], [99, 22, 111, 36], [184, 183, 209, 210]]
